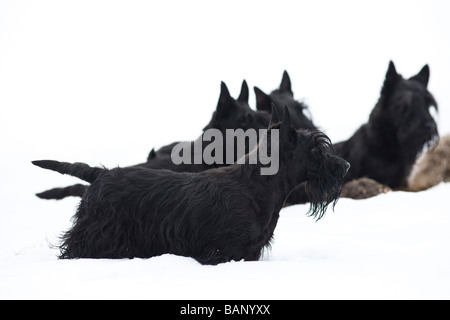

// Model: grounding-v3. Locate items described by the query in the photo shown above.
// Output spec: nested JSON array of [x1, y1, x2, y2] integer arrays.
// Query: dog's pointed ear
[[280, 106, 296, 146], [216, 81, 234, 117], [279, 70, 293, 95], [269, 103, 280, 127], [381, 61, 400, 96], [148, 148, 156, 160], [254, 87, 272, 112], [410, 64, 430, 87], [219, 81, 231, 105], [237, 80, 249, 103]]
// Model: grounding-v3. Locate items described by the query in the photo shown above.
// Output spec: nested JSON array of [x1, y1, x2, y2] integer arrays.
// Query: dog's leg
[[36, 184, 87, 200], [32, 160, 104, 183]]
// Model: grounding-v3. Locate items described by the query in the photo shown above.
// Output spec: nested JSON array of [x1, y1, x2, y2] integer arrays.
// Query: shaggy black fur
[[333, 61, 438, 188], [36, 80, 270, 200], [32, 108, 349, 265]]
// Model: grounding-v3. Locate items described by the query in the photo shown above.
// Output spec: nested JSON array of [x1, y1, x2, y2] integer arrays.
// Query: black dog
[[333, 61, 438, 188], [148, 80, 269, 161], [144, 80, 270, 170], [259, 64, 438, 204], [32, 108, 349, 265], [36, 80, 270, 200], [254, 71, 317, 131]]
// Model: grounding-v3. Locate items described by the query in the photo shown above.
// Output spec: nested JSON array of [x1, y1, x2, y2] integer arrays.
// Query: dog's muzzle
[[329, 154, 351, 177]]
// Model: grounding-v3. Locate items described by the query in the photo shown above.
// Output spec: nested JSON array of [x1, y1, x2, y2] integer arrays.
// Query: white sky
[[0, 0, 449, 166]]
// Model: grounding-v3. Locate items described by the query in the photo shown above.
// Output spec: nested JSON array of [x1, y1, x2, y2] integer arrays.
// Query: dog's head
[[272, 107, 349, 220], [255, 71, 316, 131], [203, 81, 270, 132], [370, 61, 439, 158], [302, 131, 350, 220]]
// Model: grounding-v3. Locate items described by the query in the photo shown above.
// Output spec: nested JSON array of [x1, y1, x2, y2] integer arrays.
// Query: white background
[[0, 0, 449, 299]]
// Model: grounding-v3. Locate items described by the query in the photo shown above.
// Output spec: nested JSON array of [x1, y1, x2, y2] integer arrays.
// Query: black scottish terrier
[[254, 71, 317, 131], [148, 80, 269, 162], [36, 80, 270, 200], [32, 108, 349, 265], [259, 64, 438, 204], [144, 80, 270, 170], [333, 61, 438, 188]]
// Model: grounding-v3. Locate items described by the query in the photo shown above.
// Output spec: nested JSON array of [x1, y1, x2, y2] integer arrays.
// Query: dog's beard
[[304, 137, 347, 221], [286, 130, 348, 219], [422, 131, 440, 155], [305, 170, 344, 221]]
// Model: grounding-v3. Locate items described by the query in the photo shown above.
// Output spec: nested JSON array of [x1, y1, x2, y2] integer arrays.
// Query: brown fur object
[[340, 177, 391, 200], [408, 134, 450, 191]]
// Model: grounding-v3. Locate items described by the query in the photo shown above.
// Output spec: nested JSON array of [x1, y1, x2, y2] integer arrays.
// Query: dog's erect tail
[[32, 160, 105, 183]]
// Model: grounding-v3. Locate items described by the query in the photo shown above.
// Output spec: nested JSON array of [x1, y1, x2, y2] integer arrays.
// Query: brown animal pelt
[[340, 177, 391, 200], [408, 134, 450, 191]]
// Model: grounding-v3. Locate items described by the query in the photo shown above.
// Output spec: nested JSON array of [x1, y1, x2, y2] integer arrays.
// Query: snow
[[1, 184, 450, 300], [1, 0, 449, 300]]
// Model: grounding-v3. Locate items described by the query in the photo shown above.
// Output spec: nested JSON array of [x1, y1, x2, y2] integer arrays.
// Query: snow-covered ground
[[1, 184, 450, 300], [1, 0, 449, 300]]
